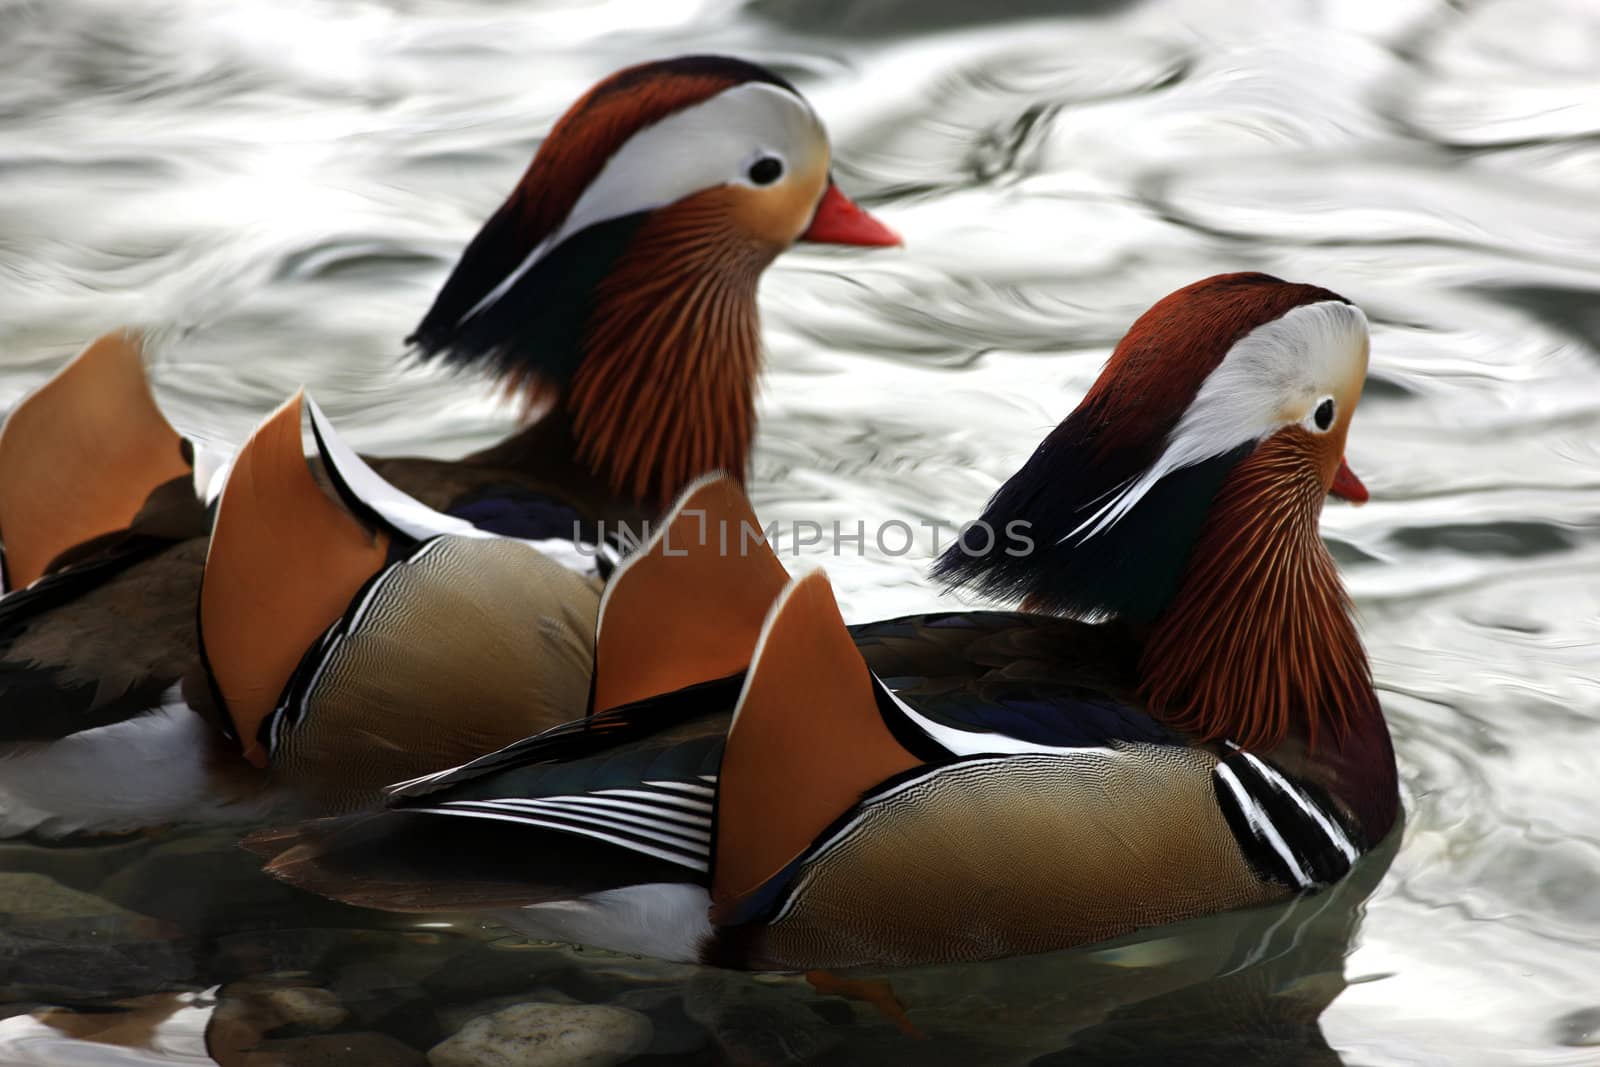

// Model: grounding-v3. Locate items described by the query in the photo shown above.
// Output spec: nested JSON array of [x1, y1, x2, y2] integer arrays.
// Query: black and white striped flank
[[1212, 747, 1362, 890]]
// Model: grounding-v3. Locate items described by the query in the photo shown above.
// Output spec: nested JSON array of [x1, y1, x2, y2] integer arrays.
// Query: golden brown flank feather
[[201, 394, 389, 768], [568, 189, 766, 510], [712, 572, 922, 923], [272, 536, 599, 811], [591, 474, 788, 714], [1140, 429, 1375, 752], [0, 331, 190, 588], [752, 746, 1279, 969]]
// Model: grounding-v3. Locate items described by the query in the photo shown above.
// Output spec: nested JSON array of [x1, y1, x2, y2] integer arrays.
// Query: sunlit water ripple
[[1, 0, 1597, 1063]]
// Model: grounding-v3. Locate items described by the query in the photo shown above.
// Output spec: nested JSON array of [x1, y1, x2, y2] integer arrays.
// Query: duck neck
[[548, 198, 766, 515], [1138, 432, 1393, 822]]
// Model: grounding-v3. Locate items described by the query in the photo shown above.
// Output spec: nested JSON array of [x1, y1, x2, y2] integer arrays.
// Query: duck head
[[409, 55, 898, 510], [936, 272, 1375, 752]]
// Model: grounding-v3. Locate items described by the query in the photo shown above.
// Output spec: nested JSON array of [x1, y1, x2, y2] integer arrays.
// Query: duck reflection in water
[[0, 827, 1396, 1064]]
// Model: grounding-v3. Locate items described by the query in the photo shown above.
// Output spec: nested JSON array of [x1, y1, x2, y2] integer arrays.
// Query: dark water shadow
[[1476, 285, 1600, 358], [748, 0, 1144, 38], [0, 817, 1400, 1064]]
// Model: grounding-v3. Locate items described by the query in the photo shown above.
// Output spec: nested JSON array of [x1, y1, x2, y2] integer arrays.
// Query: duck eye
[[747, 156, 783, 186], [1313, 397, 1335, 432]]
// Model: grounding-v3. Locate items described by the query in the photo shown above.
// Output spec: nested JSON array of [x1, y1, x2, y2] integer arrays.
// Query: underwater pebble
[[252, 986, 348, 1030], [206, 983, 351, 1061], [0, 872, 171, 941], [428, 1002, 652, 1067], [435, 987, 579, 1034], [0, 929, 194, 1002]]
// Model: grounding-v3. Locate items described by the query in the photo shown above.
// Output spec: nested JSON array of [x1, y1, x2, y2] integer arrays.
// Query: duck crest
[[410, 56, 795, 362], [408, 57, 799, 509], [934, 273, 1350, 623], [1138, 428, 1377, 753]]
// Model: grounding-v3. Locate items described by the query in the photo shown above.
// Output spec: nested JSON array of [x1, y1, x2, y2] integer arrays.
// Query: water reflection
[[0, 828, 1398, 1065]]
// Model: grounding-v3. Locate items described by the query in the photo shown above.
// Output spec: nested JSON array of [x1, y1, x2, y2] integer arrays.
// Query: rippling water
[[2, 0, 1598, 1063]]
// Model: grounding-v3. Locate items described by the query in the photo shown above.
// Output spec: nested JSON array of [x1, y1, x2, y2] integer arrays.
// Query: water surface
[[2, 0, 1598, 1063]]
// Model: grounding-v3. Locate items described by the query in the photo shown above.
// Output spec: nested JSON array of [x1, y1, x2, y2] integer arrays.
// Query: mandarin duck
[[0, 55, 896, 837], [250, 272, 1399, 971]]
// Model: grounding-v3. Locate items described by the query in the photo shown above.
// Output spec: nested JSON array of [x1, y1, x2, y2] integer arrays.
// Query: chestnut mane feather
[[1139, 429, 1379, 751], [567, 190, 765, 508]]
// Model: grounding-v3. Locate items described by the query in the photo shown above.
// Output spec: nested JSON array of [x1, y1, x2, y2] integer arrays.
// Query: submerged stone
[[428, 1001, 652, 1067]]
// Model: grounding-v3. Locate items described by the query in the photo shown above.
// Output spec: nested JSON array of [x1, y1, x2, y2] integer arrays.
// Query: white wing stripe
[[409, 806, 708, 872], [879, 679, 1134, 758], [588, 787, 713, 813], [470, 797, 710, 844], [646, 780, 716, 797], [305, 395, 601, 577], [429, 800, 708, 855], [529, 794, 712, 831]]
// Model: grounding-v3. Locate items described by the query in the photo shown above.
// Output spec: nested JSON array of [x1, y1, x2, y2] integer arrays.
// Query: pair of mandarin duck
[[0, 55, 1397, 974]]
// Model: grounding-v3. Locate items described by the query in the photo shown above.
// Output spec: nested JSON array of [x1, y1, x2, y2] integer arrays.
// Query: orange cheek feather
[[724, 156, 828, 249], [1325, 395, 1367, 503]]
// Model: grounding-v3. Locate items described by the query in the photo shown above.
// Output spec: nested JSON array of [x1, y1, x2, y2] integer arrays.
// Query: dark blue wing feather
[[853, 610, 1186, 750], [885, 687, 1180, 748], [443, 484, 597, 543]]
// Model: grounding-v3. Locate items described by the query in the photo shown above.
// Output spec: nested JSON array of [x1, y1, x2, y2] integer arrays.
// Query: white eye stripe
[[1063, 300, 1368, 543], [460, 82, 824, 326]]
